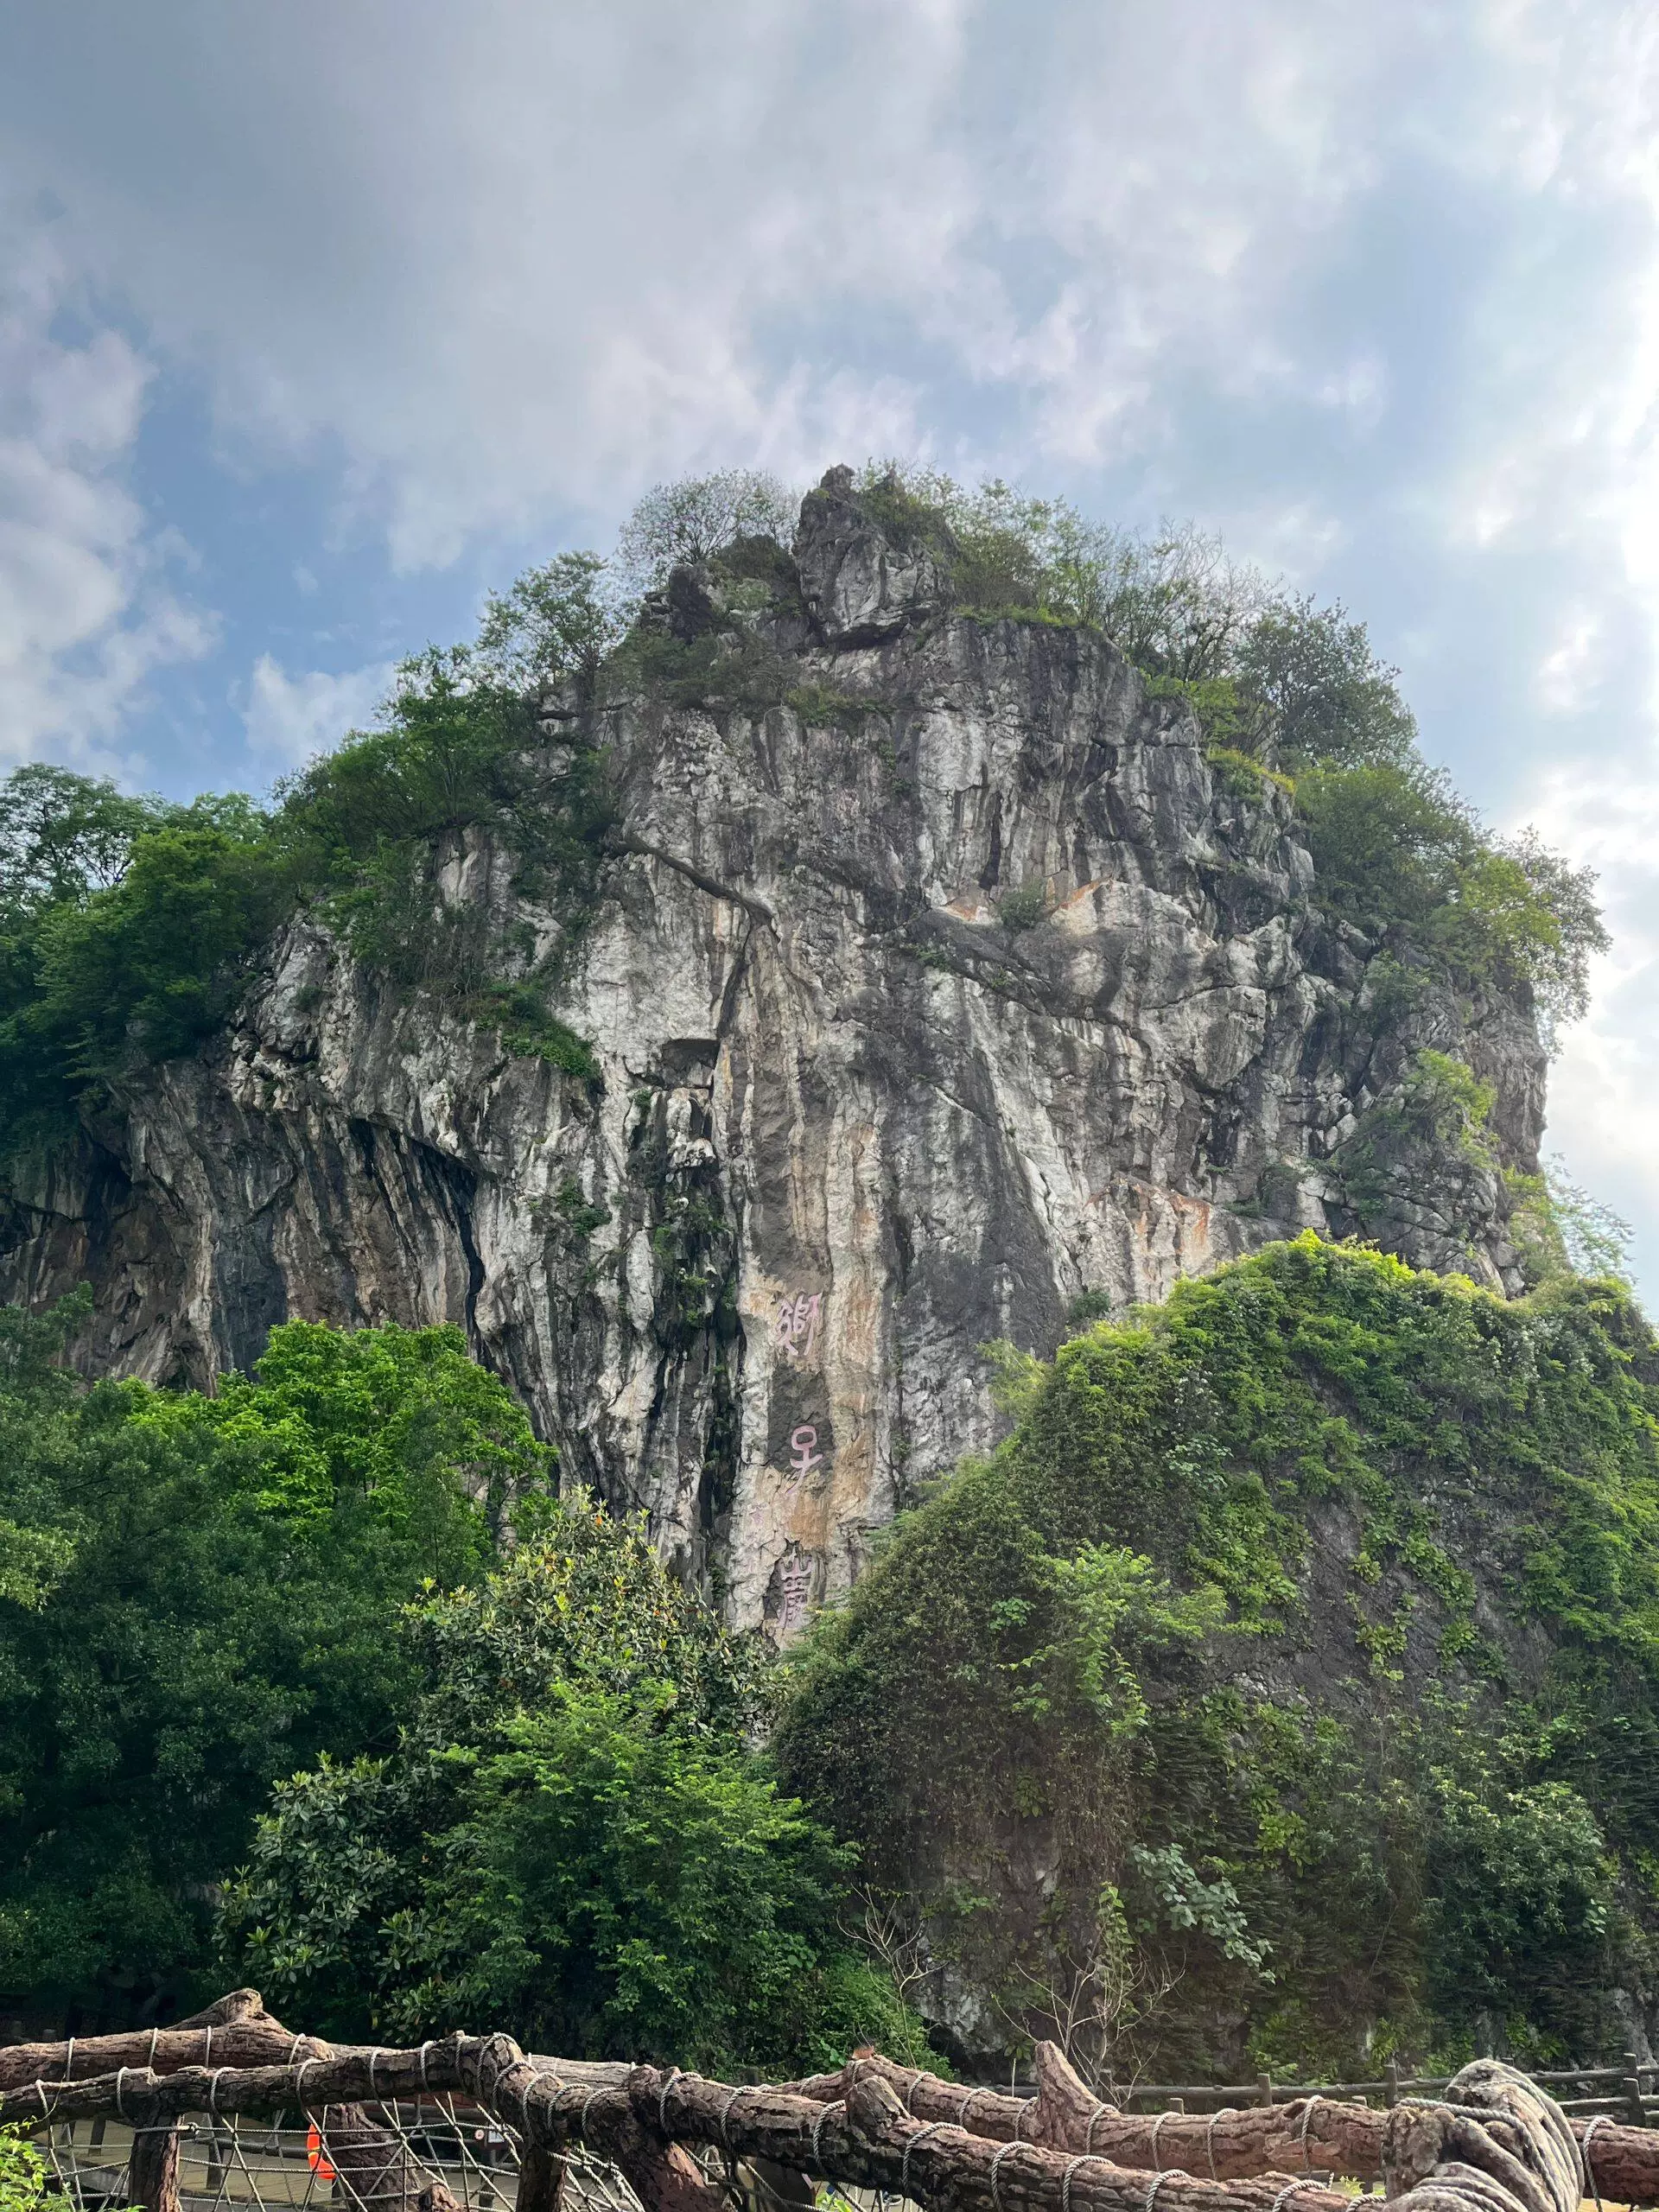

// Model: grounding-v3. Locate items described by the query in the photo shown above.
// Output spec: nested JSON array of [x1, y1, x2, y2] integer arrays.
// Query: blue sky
[[3, 1, 1659, 1294]]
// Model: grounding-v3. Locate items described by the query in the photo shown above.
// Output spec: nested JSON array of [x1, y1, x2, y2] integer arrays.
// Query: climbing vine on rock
[[776, 1236, 1659, 2079]]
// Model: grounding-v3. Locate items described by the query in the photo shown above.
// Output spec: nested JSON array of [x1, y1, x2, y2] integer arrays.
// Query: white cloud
[[0, 213, 213, 771], [241, 654, 392, 769], [0, 3, 1416, 563]]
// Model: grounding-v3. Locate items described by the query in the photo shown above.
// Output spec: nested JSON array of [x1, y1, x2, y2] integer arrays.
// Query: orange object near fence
[[306, 2123, 336, 2181]]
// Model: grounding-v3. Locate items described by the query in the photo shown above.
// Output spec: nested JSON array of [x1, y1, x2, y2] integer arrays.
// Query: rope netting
[[31, 2102, 621, 2212], [25, 2096, 900, 2212]]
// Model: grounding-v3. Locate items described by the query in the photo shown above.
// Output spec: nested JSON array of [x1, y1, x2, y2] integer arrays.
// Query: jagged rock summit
[[0, 469, 1546, 1633]]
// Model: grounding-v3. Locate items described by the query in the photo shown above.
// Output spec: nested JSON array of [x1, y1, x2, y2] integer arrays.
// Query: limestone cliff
[[0, 471, 1548, 1631]]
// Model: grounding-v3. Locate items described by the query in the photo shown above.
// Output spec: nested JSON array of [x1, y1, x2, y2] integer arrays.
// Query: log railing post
[[516, 2143, 567, 2212], [126, 2107, 181, 2212]]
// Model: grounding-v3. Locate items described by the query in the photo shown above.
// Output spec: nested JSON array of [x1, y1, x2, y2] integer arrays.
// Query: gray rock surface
[[0, 473, 1548, 1635]]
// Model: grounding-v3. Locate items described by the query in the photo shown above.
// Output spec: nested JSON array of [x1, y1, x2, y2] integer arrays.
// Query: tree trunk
[[126, 2113, 181, 2212]]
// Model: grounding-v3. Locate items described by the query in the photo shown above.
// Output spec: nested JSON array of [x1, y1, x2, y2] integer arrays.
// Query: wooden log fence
[[6, 1998, 1659, 2212], [790, 2042, 1659, 2203]]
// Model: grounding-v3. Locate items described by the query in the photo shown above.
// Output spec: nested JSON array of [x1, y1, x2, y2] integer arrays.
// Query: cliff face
[[0, 473, 1548, 1631]]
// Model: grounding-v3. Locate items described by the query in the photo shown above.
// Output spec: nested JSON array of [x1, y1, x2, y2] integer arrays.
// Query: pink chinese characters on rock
[[786, 1424, 823, 1489], [774, 1289, 823, 1363], [777, 1553, 816, 1635]]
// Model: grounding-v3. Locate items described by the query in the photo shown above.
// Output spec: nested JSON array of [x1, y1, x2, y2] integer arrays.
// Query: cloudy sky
[[3, 0, 1658, 1294]]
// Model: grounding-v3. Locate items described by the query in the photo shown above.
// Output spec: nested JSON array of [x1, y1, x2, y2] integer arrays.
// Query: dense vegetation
[[219, 1497, 931, 2073], [776, 1235, 1659, 2080], [843, 467, 1605, 1037], [9, 1238, 1656, 2076], [0, 1300, 545, 2022], [0, 467, 1637, 2073], [0, 624, 611, 1154], [0, 1295, 927, 2065]]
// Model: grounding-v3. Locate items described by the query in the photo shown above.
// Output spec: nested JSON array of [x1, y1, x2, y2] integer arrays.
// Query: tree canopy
[[219, 1496, 931, 2072], [0, 465, 1608, 1164], [0, 1300, 548, 2022]]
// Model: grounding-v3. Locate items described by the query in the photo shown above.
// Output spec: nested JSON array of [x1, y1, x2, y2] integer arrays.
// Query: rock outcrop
[[0, 472, 1548, 1633]]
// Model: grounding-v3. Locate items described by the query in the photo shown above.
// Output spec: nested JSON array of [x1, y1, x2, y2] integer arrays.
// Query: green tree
[[219, 1497, 931, 2070], [0, 764, 174, 916], [0, 1303, 542, 2022], [1233, 595, 1419, 772], [614, 470, 796, 593], [474, 552, 626, 691]]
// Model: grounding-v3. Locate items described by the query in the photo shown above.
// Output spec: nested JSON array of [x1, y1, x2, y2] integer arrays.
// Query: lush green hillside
[[775, 1236, 1659, 2077]]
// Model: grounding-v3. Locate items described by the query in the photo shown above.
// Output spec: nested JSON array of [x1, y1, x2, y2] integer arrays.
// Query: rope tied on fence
[[990, 2138, 1025, 2211], [658, 2067, 684, 2134], [717, 2085, 742, 2151], [1148, 2110, 1174, 2173], [1062, 2153, 1110, 2212], [809, 2097, 843, 2170], [1298, 2097, 1324, 2172], [1582, 2112, 1611, 2212], [901, 2120, 944, 2200], [1086, 2102, 1113, 2152], [577, 2084, 607, 2139], [1205, 2107, 1238, 2183], [1272, 2183, 1320, 2212], [479, 2034, 519, 2109], [1144, 2168, 1192, 2212]]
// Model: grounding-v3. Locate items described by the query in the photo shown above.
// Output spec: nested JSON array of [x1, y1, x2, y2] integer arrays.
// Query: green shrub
[[219, 1496, 932, 2069], [0, 588, 613, 1147], [836, 467, 1605, 1036], [997, 883, 1049, 932], [0, 2128, 48, 2212]]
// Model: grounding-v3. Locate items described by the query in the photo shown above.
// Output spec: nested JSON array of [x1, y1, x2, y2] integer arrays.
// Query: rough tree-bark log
[[0, 1990, 328, 2093], [515, 2144, 566, 2212], [124, 2098, 181, 2212], [1382, 2061, 1580, 2212], [0, 2002, 461, 2212], [10, 2015, 1656, 2212], [792, 2043, 1659, 2203], [624, 2063, 1351, 2212]]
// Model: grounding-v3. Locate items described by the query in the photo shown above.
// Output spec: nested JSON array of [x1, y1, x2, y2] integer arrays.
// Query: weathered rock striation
[[0, 470, 1548, 1631]]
